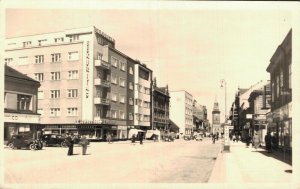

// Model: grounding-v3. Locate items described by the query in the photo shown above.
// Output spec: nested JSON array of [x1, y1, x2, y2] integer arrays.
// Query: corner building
[[169, 90, 193, 135], [4, 26, 151, 140]]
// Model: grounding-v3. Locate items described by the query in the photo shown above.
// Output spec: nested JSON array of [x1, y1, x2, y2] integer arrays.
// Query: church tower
[[212, 101, 221, 134]]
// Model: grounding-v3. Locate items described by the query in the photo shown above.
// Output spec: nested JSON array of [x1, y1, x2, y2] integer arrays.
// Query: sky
[[4, 2, 293, 123]]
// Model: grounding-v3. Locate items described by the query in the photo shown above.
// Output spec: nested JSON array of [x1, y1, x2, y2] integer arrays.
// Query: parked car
[[41, 134, 67, 147], [6, 134, 43, 150], [183, 135, 192, 140]]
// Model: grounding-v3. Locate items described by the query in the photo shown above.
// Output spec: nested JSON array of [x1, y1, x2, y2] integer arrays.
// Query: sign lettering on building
[[4, 113, 40, 124], [85, 41, 90, 99]]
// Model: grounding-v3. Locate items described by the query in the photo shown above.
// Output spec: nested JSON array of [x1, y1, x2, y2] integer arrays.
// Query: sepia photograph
[[1, 1, 299, 189]]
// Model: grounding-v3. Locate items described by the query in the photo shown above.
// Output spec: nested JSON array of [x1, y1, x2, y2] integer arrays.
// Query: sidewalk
[[209, 141, 292, 184]]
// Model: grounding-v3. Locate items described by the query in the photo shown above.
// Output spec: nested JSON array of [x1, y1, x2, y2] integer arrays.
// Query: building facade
[[212, 101, 221, 135], [4, 26, 152, 140], [4, 65, 41, 141], [152, 78, 170, 131], [169, 90, 193, 135], [266, 29, 292, 150], [193, 100, 208, 132]]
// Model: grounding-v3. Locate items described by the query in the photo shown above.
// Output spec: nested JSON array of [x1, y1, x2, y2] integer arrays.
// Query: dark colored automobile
[[41, 134, 67, 147], [6, 134, 43, 150]]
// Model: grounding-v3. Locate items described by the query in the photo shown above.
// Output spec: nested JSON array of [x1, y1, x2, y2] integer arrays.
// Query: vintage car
[[6, 134, 43, 150], [41, 134, 67, 147]]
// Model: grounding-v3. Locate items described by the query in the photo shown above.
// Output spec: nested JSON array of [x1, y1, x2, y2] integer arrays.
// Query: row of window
[[38, 89, 78, 99], [271, 64, 292, 103], [4, 52, 79, 66], [185, 118, 193, 125], [136, 84, 151, 95], [38, 107, 78, 117]]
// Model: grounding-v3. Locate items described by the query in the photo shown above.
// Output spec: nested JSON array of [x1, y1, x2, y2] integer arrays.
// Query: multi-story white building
[[4, 26, 152, 140], [169, 90, 193, 135]]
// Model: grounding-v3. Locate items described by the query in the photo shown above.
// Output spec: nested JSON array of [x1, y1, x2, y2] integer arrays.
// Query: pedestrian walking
[[79, 135, 89, 155], [271, 132, 278, 151], [253, 132, 260, 150], [246, 135, 251, 148], [106, 132, 112, 144], [265, 132, 272, 153], [131, 134, 136, 145], [65, 133, 74, 156], [236, 134, 240, 143], [212, 134, 216, 144], [216, 132, 219, 141], [139, 132, 143, 145]]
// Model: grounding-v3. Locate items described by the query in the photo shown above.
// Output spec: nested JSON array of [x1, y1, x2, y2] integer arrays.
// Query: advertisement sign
[[4, 113, 40, 124]]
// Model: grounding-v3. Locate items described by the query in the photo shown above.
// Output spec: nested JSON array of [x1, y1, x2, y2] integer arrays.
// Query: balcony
[[95, 59, 110, 69], [94, 97, 110, 105], [94, 78, 110, 87]]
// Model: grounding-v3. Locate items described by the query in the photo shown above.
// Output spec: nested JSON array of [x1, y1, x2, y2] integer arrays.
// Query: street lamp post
[[221, 79, 227, 123]]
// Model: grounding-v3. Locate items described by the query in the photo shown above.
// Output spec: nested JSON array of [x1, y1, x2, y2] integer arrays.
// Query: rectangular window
[[67, 107, 78, 116], [129, 82, 134, 90], [119, 111, 125, 119], [111, 56, 119, 67], [111, 75, 118, 84], [69, 35, 79, 42], [19, 56, 28, 65], [280, 69, 284, 87], [17, 94, 32, 111], [135, 113, 142, 121], [51, 53, 61, 63], [37, 108, 43, 117], [54, 37, 64, 43], [34, 73, 44, 81], [120, 62, 126, 71], [111, 110, 118, 118], [120, 95, 125, 104], [38, 91, 44, 99], [19, 125, 30, 132], [50, 108, 60, 117], [35, 55, 44, 64], [50, 90, 60, 99], [23, 41, 31, 48], [68, 70, 79, 79], [4, 58, 13, 65], [67, 89, 78, 98], [129, 67, 133, 75], [135, 99, 142, 107], [129, 113, 133, 120], [51, 72, 61, 80], [143, 101, 150, 108], [38, 39, 47, 46], [97, 52, 103, 60], [143, 115, 150, 122], [68, 51, 79, 61], [111, 93, 118, 102], [129, 98, 134, 105], [145, 88, 150, 95], [119, 78, 126, 87]]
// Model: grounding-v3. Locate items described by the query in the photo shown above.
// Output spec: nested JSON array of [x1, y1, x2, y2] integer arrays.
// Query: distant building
[[169, 90, 193, 135], [193, 100, 208, 132], [266, 29, 292, 150], [4, 65, 41, 140], [212, 101, 221, 134], [152, 78, 170, 131]]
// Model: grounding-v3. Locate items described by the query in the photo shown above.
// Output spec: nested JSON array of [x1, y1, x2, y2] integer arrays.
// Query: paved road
[[4, 138, 222, 184]]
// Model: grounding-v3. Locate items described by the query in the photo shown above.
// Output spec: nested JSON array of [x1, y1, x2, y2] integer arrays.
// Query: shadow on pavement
[[251, 149, 292, 166]]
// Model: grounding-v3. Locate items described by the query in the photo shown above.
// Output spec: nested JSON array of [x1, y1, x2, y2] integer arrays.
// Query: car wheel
[[8, 143, 14, 149], [61, 142, 67, 147], [29, 143, 36, 151]]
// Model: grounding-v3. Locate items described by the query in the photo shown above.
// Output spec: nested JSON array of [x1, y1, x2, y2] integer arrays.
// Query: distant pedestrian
[[106, 133, 112, 144], [246, 135, 251, 148], [265, 132, 272, 153], [131, 134, 136, 144], [271, 132, 278, 151], [212, 134, 216, 144], [216, 132, 219, 141], [253, 133, 260, 150], [139, 133, 143, 145], [79, 135, 89, 155], [236, 134, 240, 143], [65, 133, 74, 156], [232, 135, 236, 142]]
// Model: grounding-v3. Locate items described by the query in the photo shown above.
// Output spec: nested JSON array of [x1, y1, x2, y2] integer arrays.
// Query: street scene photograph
[[1, 1, 299, 189]]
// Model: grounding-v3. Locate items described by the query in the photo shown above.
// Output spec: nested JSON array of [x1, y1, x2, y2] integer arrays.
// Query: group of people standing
[[131, 133, 144, 145], [65, 133, 89, 156]]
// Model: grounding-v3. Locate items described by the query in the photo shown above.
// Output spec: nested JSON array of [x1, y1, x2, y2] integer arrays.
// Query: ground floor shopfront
[[267, 102, 292, 151], [4, 112, 41, 141]]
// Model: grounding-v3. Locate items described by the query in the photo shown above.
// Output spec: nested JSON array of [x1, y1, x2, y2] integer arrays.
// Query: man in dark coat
[[65, 133, 74, 156], [265, 132, 272, 153], [139, 132, 143, 145]]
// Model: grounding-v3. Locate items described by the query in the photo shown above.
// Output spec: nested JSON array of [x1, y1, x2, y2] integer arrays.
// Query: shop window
[[19, 125, 30, 132]]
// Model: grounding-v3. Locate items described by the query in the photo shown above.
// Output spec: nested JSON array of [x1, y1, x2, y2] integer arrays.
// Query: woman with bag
[[79, 135, 89, 155]]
